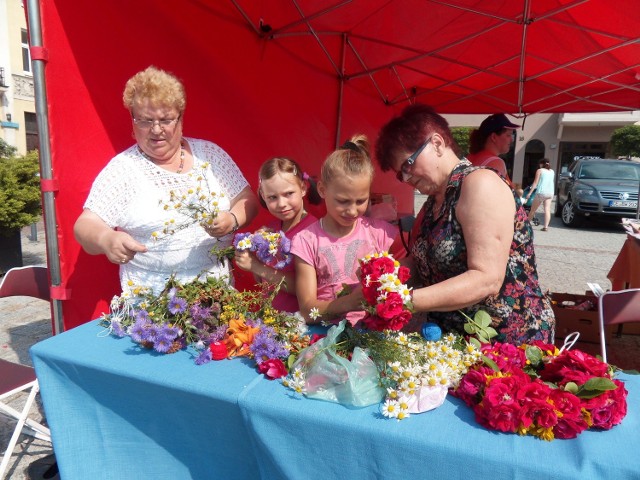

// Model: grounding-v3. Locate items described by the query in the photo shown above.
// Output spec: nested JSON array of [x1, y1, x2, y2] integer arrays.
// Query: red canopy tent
[[24, 0, 640, 331]]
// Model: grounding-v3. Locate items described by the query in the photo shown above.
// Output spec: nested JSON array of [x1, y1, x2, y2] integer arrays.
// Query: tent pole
[[334, 33, 347, 149], [26, 0, 65, 335]]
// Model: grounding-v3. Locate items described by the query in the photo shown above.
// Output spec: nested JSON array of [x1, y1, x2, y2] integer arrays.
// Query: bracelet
[[229, 211, 240, 233]]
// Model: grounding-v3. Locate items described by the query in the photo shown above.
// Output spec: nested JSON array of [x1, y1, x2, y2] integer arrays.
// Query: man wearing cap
[[467, 113, 520, 182]]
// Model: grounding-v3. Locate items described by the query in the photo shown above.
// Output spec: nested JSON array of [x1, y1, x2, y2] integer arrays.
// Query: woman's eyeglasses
[[396, 137, 431, 182], [133, 115, 181, 130]]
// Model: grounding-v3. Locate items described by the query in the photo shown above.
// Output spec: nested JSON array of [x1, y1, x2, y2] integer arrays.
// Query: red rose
[[371, 257, 396, 278], [549, 388, 582, 416], [362, 284, 379, 305], [309, 334, 326, 345], [480, 402, 520, 432], [362, 315, 387, 332], [375, 292, 404, 320], [553, 414, 589, 439], [519, 398, 558, 429], [453, 368, 491, 406], [387, 309, 412, 331], [397, 266, 411, 283], [258, 358, 288, 380]]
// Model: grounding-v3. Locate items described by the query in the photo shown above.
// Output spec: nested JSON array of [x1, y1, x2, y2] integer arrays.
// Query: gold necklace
[[138, 140, 185, 174]]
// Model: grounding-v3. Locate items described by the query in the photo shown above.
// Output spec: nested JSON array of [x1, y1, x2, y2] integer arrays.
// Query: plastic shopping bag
[[292, 320, 385, 407]]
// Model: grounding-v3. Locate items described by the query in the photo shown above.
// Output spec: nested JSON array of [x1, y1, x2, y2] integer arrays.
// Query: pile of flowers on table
[[452, 340, 628, 440], [283, 322, 482, 419], [100, 275, 310, 378]]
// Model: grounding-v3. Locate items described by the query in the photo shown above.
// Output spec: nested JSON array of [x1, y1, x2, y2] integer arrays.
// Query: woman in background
[[525, 158, 556, 231]]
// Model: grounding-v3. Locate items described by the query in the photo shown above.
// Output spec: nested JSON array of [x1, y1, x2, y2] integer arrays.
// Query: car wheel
[[561, 198, 583, 227]]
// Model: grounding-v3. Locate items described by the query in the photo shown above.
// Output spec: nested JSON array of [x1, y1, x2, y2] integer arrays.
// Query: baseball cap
[[479, 114, 520, 135]]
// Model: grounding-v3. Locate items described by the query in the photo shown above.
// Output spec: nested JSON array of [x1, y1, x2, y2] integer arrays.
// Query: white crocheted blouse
[[84, 137, 249, 294]]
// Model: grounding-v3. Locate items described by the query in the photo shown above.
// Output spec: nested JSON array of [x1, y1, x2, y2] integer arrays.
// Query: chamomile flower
[[381, 399, 400, 418]]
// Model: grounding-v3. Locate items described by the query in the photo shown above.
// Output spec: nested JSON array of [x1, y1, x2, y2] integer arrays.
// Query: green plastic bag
[[292, 320, 385, 407]]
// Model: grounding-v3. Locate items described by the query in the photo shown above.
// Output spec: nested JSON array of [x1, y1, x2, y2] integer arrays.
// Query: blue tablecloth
[[31, 321, 640, 480]]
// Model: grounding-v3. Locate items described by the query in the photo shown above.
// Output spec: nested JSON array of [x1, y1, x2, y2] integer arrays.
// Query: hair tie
[[341, 141, 360, 153], [302, 172, 310, 181]]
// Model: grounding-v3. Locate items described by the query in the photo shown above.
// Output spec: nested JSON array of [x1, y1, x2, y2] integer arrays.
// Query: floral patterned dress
[[411, 160, 555, 344]]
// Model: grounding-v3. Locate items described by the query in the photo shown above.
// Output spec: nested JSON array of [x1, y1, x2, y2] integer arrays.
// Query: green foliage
[[610, 125, 640, 158], [0, 138, 17, 159], [461, 309, 498, 348], [451, 127, 472, 158], [0, 150, 42, 234]]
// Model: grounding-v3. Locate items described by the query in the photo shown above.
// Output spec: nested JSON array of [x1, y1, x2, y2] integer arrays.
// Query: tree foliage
[[451, 127, 472, 158], [610, 125, 640, 158], [0, 138, 17, 159], [0, 150, 42, 234]]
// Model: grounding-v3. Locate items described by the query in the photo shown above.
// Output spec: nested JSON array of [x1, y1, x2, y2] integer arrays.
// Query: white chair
[[0, 266, 52, 479], [598, 288, 640, 364]]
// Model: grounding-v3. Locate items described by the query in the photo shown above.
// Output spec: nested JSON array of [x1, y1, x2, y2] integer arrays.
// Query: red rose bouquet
[[359, 252, 413, 331], [452, 341, 628, 440]]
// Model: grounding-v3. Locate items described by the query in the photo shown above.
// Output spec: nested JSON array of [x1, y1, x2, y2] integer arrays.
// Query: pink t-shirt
[[291, 216, 397, 325], [266, 214, 317, 313]]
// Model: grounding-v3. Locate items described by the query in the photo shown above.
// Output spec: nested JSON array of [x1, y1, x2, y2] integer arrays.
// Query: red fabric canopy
[[29, 0, 640, 329]]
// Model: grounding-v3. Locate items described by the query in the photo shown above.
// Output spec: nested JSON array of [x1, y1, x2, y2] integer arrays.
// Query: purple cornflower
[[135, 309, 150, 322], [250, 327, 289, 364], [233, 232, 252, 248], [190, 304, 213, 326], [195, 348, 212, 365], [279, 231, 291, 254], [110, 319, 126, 338], [160, 324, 181, 340], [142, 324, 160, 343], [168, 296, 187, 315], [153, 334, 174, 353], [130, 318, 150, 343], [206, 325, 227, 343]]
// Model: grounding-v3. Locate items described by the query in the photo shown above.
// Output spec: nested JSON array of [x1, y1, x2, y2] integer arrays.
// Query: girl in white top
[[525, 158, 555, 231]]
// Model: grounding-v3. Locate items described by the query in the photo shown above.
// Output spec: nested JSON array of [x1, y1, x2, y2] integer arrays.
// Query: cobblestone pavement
[[2, 199, 639, 477]]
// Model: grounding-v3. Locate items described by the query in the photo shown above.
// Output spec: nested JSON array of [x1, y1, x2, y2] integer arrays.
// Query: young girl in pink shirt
[[291, 134, 397, 325], [234, 157, 321, 312]]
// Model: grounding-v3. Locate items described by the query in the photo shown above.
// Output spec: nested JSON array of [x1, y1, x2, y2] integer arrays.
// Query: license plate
[[609, 200, 637, 208]]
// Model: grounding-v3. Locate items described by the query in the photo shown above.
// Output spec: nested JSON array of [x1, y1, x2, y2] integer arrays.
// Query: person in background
[[525, 158, 556, 231], [74, 65, 259, 294], [375, 104, 555, 344], [234, 157, 321, 312], [292, 134, 397, 325], [467, 113, 520, 182]]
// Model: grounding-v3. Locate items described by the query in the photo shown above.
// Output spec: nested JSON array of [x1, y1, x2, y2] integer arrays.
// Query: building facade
[[445, 111, 640, 189], [0, 0, 37, 155]]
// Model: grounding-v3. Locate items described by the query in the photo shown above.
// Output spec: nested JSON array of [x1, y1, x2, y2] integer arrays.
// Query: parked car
[[555, 158, 640, 227]]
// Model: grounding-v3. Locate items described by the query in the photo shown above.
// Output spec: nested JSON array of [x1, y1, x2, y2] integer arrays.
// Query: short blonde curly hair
[[122, 65, 186, 113]]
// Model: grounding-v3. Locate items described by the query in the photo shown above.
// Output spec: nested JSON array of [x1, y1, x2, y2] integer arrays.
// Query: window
[[22, 29, 31, 73], [24, 112, 39, 152]]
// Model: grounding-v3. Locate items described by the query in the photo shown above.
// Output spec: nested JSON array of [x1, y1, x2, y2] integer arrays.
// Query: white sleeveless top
[[84, 137, 249, 294]]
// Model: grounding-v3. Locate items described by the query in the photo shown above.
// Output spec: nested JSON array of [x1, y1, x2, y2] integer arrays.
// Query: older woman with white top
[[525, 158, 555, 231], [74, 66, 259, 294]]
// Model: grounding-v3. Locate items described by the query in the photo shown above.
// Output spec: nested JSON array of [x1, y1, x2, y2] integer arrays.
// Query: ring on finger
[[120, 257, 127, 264]]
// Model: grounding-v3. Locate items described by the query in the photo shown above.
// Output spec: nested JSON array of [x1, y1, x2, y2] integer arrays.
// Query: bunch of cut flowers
[[151, 161, 224, 241], [100, 275, 310, 378], [359, 252, 413, 331], [233, 228, 292, 270], [452, 340, 628, 440], [283, 321, 481, 420]]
